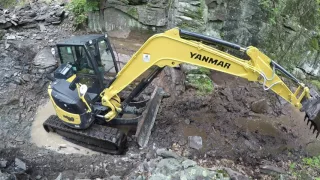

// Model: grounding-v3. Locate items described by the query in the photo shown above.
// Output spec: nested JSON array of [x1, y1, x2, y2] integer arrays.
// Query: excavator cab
[[54, 35, 119, 100], [44, 34, 164, 154]]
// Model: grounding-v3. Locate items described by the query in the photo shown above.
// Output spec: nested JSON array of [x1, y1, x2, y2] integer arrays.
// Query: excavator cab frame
[[55, 34, 119, 90]]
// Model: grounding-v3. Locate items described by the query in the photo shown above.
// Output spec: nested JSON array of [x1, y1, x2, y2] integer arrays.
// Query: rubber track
[[43, 115, 127, 155]]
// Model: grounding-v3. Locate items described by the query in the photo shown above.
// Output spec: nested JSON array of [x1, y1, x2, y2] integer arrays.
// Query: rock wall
[[0, 1, 66, 29], [89, 0, 320, 78]]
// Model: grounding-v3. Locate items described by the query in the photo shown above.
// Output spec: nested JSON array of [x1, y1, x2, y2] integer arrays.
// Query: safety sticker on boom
[[143, 54, 151, 62]]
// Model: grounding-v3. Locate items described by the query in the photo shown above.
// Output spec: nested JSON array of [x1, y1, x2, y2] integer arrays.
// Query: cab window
[[59, 46, 95, 75], [98, 40, 116, 73]]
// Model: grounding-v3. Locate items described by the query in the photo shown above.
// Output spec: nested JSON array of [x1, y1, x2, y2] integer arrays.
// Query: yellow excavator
[[44, 28, 320, 154]]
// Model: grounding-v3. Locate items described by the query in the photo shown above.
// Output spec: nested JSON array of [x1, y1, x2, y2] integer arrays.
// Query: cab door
[[58, 45, 103, 101]]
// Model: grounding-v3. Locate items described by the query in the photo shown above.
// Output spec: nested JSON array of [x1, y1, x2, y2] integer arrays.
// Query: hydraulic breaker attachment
[[301, 89, 320, 137], [135, 87, 164, 148]]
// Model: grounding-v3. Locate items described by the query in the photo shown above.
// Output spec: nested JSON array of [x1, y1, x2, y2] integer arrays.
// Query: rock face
[[126, 149, 241, 179], [89, 0, 320, 78], [0, 2, 66, 30], [33, 48, 57, 69]]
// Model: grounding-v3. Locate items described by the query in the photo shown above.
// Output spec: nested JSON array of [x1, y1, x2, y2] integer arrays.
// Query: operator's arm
[[101, 28, 309, 111]]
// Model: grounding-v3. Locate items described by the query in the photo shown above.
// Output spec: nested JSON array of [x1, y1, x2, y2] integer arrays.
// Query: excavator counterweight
[[44, 28, 320, 154]]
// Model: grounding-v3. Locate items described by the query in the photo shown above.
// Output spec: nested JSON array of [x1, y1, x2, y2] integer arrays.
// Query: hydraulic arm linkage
[[100, 28, 320, 137]]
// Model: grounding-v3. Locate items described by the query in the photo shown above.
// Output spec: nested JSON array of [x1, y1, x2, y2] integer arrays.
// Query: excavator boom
[[100, 28, 320, 138]]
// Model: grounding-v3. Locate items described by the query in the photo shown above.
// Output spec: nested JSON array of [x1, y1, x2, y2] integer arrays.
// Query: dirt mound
[[147, 70, 319, 177]]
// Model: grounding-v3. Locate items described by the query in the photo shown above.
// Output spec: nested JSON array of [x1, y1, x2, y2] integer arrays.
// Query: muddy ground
[[1, 3, 320, 179]]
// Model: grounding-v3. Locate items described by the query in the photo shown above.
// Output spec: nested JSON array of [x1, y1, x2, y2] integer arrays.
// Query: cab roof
[[56, 34, 105, 46]]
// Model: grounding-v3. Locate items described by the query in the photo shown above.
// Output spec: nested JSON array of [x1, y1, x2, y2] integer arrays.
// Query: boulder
[[260, 164, 286, 175], [33, 48, 57, 69], [156, 149, 180, 159], [0, 29, 6, 39], [180, 64, 199, 74], [292, 68, 306, 79], [0, 21, 12, 29], [45, 16, 60, 23], [300, 61, 320, 77], [251, 99, 269, 114], [188, 136, 203, 150], [182, 159, 197, 169], [224, 168, 249, 180], [0, 16, 6, 23], [127, 149, 227, 180], [0, 172, 11, 180], [0, 160, 7, 168], [6, 34, 16, 40], [15, 158, 27, 172]]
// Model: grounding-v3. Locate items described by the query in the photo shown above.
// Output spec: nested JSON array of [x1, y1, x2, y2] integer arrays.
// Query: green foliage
[[127, 7, 138, 18], [67, 0, 99, 28], [199, 67, 211, 75], [289, 162, 296, 171], [259, 0, 286, 25], [311, 80, 320, 91], [303, 156, 320, 168], [310, 38, 320, 50], [0, 0, 28, 8], [286, 156, 320, 178], [182, 0, 205, 20], [186, 74, 214, 95]]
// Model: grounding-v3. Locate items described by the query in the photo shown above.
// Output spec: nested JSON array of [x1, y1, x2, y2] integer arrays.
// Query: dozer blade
[[135, 87, 164, 148], [301, 89, 320, 138]]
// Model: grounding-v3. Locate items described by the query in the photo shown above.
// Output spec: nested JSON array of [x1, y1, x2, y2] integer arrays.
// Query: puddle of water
[[183, 126, 208, 140], [235, 117, 279, 137], [31, 99, 97, 155], [306, 143, 320, 156], [235, 112, 320, 156]]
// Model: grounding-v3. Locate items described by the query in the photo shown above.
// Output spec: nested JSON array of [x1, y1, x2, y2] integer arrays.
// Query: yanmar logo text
[[190, 52, 231, 69]]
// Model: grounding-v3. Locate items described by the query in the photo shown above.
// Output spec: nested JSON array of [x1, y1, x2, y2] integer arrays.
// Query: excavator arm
[[100, 28, 320, 136]]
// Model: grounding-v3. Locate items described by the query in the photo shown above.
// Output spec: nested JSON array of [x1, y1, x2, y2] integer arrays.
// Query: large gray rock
[[0, 21, 12, 29], [0, 172, 10, 180], [292, 68, 307, 79], [0, 29, 6, 39], [156, 148, 180, 159], [260, 165, 286, 175], [15, 158, 27, 171], [188, 136, 203, 150], [300, 61, 320, 77], [87, 0, 320, 76], [33, 48, 57, 69], [224, 168, 249, 180], [251, 99, 269, 114], [180, 64, 199, 74], [0, 160, 7, 168]]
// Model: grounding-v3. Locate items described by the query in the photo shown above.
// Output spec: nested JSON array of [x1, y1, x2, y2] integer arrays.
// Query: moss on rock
[[127, 7, 139, 18], [311, 80, 320, 91], [186, 74, 214, 94]]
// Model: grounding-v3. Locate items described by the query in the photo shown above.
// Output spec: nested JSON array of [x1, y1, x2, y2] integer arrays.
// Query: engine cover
[[49, 79, 94, 129]]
